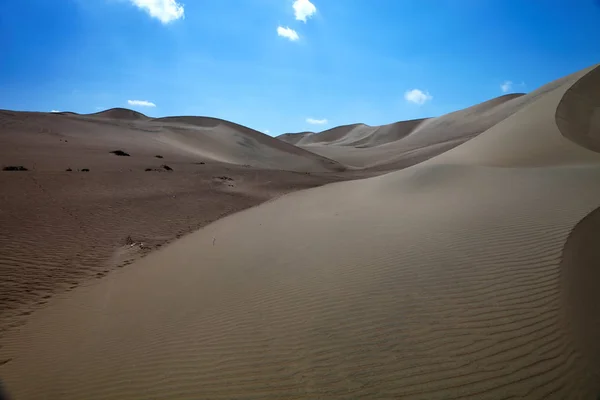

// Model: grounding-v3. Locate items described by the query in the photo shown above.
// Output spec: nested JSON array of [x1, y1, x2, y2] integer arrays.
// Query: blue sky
[[1, 0, 599, 135]]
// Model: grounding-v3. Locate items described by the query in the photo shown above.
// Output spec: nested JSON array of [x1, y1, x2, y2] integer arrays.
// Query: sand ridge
[[431, 64, 600, 167], [0, 106, 350, 330], [2, 64, 600, 398], [2, 166, 600, 399], [0, 165, 351, 336], [0, 67, 600, 399], [278, 71, 597, 171], [278, 93, 529, 170], [0, 109, 344, 173]]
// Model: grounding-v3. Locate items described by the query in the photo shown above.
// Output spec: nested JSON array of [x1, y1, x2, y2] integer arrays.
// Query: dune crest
[[431, 64, 600, 166], [90, 108, 150, 120], [2, 64, 600, 398], [560, 205, 600, 387], [556, 63, 600, 152], [0, 109, 344, 172], [278, 93, 530, 170]]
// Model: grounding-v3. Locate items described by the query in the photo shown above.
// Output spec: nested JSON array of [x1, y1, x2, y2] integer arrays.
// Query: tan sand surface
[[279, 77, 586, 171], [0, 165, 348, 335], [0, 109, 344, 173], [431, 64, 600, 166], [0, 111, 351, 335], [1, 64, 599, 399]]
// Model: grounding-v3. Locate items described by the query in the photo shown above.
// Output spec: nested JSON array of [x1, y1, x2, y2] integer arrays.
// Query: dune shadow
[[560, 205, 600, 395], [556, 64, 600, 152]]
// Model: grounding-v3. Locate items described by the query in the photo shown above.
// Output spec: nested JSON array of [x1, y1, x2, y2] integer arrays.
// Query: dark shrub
[[161, 164, 173, 171], [110, 150, 130, 156], [155, 155, 164, 159], [3, 166, 28, 171]]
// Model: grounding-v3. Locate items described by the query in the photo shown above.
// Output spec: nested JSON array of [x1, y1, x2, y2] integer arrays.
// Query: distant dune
[[2, 65, 600, 399], [280, 118, 429, 148], [89, 107, 150, 120], [279, 93, 533, 170], [0, 107, 351, 339], [0, 109, 344, 173]]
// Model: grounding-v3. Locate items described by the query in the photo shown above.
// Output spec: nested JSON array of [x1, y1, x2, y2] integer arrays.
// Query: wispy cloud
[[130, 0, 184, 24], [306, 117, 328, 125], [293, 0, 317, 22], [277, 26, 299, 41], [264, 130, 270, 134], [50, 110, 61, 113], [128, 100, 156, 107], [500, 80, 513, 93], [500, 80, 526, 93], [404, 89, 432, 105]]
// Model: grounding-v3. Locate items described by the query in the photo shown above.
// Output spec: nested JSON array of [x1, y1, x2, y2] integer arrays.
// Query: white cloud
[[293, 0, 317, 22], [500, 80, 526, 93], [500, 80, 513, 93], [128, 100, 156, 107], [130, 0, 184, 24], [277, 26, 299, 41], [306, 117, 328, 125], [404, 89, 432, 105], [264, 130, 270, 134], [50, 110, 61, 113]]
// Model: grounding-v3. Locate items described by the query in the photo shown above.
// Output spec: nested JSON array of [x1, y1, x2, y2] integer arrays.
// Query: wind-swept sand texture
[[278, 118, 427, 148], [278, 92, 583, 170], [0, 109, 344, 172], [1, 64, 600, 399], [0, 110, 350, 335], [431, 64, 600, 166], [0, 165, 348, 335]]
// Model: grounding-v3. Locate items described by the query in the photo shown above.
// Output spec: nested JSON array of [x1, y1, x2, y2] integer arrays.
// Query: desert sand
[[1, 64, 600, 399], [0, 110, 356, 335]]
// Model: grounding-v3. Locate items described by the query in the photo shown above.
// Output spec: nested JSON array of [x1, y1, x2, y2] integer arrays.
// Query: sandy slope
[[0, 165, 348, 336], [0, 110, 351, 336], [279, 93, 572, 170], [0, 109, 343, 172], [1, 64, 600, 399], [431, 64, 600, 166], [278, 118, 427, 148]]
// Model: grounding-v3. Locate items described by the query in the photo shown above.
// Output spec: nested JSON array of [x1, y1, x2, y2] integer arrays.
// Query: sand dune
[[0, 108, 346, 326], [281, 118, 429, 149], [0, 109, 351, 337], [556, 63, 600, 153], [278, 93, 553, 170], [431, 64, 600, 166], [1, 65, 600, 399], [0, 109, 343, 172], [90, 108, 150, 120], [0, 165, 348, 336]]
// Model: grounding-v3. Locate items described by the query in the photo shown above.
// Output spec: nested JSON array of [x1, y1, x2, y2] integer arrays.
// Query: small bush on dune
[[110, 150, 130, 157], [3, 166, 28, 171], [161, 164, 173, 171], [155, 155, 164, 159]]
